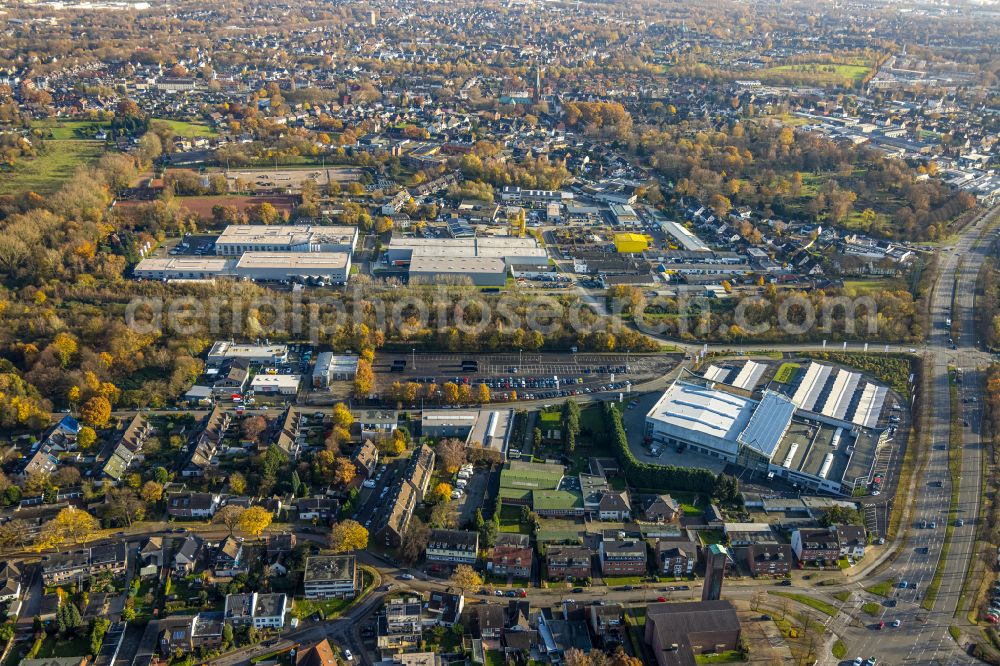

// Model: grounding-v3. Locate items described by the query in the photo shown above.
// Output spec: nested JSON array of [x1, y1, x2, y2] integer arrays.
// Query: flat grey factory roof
[[235, 252, 350, 269]]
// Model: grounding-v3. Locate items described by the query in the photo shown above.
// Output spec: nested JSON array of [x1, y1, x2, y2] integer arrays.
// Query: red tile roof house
[[489, 534, 533, 579]]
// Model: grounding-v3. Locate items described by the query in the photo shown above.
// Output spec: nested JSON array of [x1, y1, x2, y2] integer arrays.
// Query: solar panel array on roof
[[732, 361, 766, 390], [792, 363, 832, 411]]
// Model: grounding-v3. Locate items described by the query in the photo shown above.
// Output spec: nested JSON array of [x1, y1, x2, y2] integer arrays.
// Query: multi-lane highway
[[816, 205, 1000, 665]]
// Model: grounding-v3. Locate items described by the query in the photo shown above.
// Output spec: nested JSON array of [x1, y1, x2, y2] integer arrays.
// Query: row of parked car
[[983, 579, 1000, 623]]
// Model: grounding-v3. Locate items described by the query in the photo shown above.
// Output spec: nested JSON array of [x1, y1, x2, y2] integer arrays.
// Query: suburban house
[[140, 536, 168, 574], [404, 444, 435, 501], [488, 533, 533, 579], [656, 539, 694, 578], [424, 591, 464, 627], [377, 596, 423, 655], [744, 543, 793, 577], [158, 612, 224, 656], [296, 497, 339, 524], [425, 529, 479, 566], [42, 542, 127, 586], [588, 603, 624, 644], [267, 533, 297, 559], [167, 492, 220, 519], [223, 592, 288, 629], [0, 562, 22, 603], [180, 407, 230, 477], [213, 536, 246, 577], [644, 494, 681, 523], [598, 491, 632, 521], [790, 527, 841, 564], [546, 547, 593, 581], [173, 535, 202, 575], [294, 639, 339, 666], [303, 555, 357, 599], [835, 525, 868, 559], [475, 603, 505, 639], [376, 482, 417, 548], [352, 440, 379, 479], [598, 540, 647, 576]]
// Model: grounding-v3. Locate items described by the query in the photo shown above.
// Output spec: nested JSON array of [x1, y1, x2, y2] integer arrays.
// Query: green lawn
[[773, 362, 800, 384], [538, 411, 561, 426], [861, 602, 882, 617], [695, 650, 746, 664], [832, 639, 847, 659], [485, 650, 506, 666], [291, 596, 351, 620], [603, 576, 646, 586], [697, 529, 726, 544], [32, 118, 110, 140], [0, 140, 104, 194], [761, 62, 871, 87], [35, 634, 90, 659], [844, 279, 895, 293], [833, 591, 851, 602], [769, 591, 839, 617], [864, 579, 896, 598], [151, 118, 218, 137]]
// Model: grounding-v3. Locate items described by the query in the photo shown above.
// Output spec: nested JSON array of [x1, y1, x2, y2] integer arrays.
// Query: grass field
[[844, 279, 895, 293], [861, 602, 882, 617], [695, 651, 745, 664], [774, 362, 800, 384], [0, 140, 104, 195], [770, 591, 839, 617], [32, 118, 110, 140], [538, 410, 562, 426], [151, 118, 218, 137], [864, 579, 896, 597], [760, 62, 871, 87]]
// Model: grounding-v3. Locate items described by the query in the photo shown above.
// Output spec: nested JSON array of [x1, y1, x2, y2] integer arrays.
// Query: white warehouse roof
[[646, 380, 757, 454]]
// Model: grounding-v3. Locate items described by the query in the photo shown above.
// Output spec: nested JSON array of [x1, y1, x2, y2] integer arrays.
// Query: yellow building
[[613, 233, 650, 254]]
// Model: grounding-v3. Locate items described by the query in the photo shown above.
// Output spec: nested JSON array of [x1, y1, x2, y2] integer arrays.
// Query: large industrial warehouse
[[384, 237, 548, 268], [214, 224, 358, 255], [133, 257, 232, 280], [408, 256, 507, 286], [383, 236, 548, 285], [645, 368, 891, 496], [233, 252, 351, 283], [135, 252, 351, 283]]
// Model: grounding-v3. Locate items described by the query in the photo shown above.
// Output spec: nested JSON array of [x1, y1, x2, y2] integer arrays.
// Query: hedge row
[[602, 401, 717, 493]]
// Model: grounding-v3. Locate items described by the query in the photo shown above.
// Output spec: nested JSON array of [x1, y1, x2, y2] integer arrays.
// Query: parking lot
[[373, 352, 678, 401]]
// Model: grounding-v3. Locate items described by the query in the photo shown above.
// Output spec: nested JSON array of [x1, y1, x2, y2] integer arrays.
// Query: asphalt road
[[37, 205, 1000, 665], [815, 205, 1000, 665]]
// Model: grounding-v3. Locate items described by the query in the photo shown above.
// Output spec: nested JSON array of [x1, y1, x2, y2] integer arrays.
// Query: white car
[[363, 480, 376, 488], [853, 659, 863, 666], [344, 649, 353, 661]]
